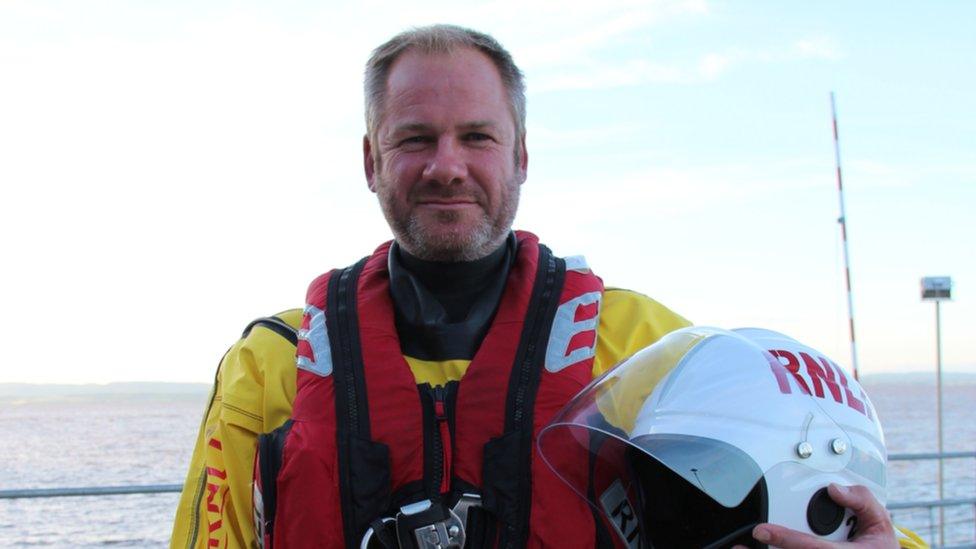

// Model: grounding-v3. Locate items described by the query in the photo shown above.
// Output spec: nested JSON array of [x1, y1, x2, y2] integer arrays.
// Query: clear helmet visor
[[538, 327, 884, 517]]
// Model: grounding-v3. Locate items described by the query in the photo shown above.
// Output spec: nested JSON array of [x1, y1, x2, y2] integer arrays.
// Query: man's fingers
[[746, 485, 896, 549], [827, 484, 891, 529], [751, 524, 829, 549]]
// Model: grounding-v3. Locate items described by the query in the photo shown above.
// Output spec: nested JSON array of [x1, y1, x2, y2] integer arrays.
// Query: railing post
[[935, 300, 945, 547]]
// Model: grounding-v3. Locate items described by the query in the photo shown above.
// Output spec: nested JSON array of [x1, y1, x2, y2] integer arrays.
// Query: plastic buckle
[[397, 499, 463, 549], [361, 494, 482, 549]]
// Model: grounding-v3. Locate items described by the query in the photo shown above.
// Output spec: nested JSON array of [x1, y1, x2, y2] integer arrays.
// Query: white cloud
[[793, 36, 844, 60], [698, 51, 738, 79], [843, 160, 976, 189], [527, 122, 640, 150], [0, 0, 64, 20], [525, 158, 832, 224], [531, 33, 843, 92], [531, 58, 688, 91], [516, 7, 680, 68]]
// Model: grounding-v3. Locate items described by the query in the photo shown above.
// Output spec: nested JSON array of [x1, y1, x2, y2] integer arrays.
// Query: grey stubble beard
[[379, 178, 520, 262]]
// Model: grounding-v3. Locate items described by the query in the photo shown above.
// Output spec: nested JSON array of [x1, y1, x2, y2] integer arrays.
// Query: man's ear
[[517, 134, 528, 184], [364, 135, 377, 192]]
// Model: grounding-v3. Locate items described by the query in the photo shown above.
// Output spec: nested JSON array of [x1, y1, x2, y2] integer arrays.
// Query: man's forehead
[[385, 46, 501, 92], [388, 120, 501, 135], [377, 47, 512, 134]]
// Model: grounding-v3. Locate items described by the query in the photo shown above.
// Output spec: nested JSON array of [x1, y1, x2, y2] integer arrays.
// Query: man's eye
[[464, 132, 493, 143], [401, 136, 432, 146]]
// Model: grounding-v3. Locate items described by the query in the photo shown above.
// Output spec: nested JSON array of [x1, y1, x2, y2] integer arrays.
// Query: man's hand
[[736, 484, 898, 549]]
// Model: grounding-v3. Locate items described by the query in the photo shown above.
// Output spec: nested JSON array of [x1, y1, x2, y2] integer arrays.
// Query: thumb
[[827, 483, 891, 531]]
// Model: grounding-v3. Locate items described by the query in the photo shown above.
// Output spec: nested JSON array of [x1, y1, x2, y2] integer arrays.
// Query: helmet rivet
[[448, 525, 460, 538], [796, 442, 814, 459], [830, 438, 848, 455]]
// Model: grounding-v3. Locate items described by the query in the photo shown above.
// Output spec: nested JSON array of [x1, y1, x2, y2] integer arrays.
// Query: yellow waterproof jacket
[[170, 289, 688, 549]]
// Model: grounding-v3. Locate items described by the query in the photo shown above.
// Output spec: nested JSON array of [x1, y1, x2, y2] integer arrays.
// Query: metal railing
[[3, 452, 973, 547], [0, 483, 182, 499], [887, 451, 976, 548]]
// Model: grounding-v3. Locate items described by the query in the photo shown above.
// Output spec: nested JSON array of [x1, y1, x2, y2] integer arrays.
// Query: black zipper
[[336, 267, 360, 434], [428, 384, 454, 497], [500, 248, 563, 549]]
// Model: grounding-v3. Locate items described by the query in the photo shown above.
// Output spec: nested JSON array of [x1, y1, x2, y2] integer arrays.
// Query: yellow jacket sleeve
[[170, 310, 301, 549], [592, 287, 691, 378]]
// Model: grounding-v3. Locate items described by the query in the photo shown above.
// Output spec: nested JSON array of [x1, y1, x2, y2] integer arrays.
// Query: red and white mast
[[830, 92, 860, 380]]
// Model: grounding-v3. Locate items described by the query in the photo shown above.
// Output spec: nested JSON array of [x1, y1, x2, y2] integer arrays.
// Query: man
[[172, 25, 910, 549]]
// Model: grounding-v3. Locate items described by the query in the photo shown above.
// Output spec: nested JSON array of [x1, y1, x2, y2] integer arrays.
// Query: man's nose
[[422, 137, 468, 184]]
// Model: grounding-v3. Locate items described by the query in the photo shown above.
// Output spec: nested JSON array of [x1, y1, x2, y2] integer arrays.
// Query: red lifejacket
[[255, 232, 607, 548]]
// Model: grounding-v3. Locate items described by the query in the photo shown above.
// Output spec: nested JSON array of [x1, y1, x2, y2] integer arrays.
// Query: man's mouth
[[417, 197, 479, 208]]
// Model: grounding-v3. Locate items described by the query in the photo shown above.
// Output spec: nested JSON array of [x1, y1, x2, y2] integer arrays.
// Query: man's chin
[[402, 223, 499, 262]]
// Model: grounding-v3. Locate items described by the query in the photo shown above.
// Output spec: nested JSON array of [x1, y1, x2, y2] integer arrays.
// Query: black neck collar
[[388, 233, 517, 360]]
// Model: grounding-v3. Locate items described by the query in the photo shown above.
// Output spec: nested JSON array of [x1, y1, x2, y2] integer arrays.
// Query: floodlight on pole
[[920, 275, 952, 547]]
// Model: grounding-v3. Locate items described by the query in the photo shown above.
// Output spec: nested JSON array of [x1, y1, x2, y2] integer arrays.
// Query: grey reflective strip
[[296, 304, 333, 377], [253, 482, 265, 548], [545, 291, 602, 373], [564, 255, 589, 272]]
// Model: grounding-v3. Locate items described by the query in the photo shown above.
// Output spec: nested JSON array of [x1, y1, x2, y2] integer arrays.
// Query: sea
[[0, 379, 973, 548]]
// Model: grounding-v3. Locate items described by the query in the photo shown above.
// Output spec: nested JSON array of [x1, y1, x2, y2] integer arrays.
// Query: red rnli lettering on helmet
[[767, 349, 874, 420]]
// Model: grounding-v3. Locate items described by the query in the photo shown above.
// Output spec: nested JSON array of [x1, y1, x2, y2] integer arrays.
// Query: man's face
[[364, 47, 528, 262]]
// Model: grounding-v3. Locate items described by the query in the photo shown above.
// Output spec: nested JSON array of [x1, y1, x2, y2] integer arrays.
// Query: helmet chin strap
[[701, 522, 761, 549]]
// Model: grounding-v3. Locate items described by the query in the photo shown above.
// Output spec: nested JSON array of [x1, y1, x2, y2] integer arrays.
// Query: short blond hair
[[364, 24, 526, 143]]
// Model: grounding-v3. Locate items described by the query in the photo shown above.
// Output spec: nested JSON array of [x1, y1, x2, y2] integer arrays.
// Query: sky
[[1, 1, 973, 384]]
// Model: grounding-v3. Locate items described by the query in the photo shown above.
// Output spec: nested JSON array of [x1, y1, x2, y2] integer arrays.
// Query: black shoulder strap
[[327, 259, 370, 438], [242, 316, 299, 346], [328, 258, 393, 548], [256, 419, 294, 548], [497, 244, 566, 548]]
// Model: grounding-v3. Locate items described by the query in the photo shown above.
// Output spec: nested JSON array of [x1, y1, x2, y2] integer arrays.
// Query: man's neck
[[388, 232, 517, 360], [396, 235, 512, 303]]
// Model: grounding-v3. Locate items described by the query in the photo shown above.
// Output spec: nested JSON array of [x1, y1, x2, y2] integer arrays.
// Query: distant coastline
[[2, 371, 974, 400], [860, 371, 976, 385], [0, 381, 211, 401]]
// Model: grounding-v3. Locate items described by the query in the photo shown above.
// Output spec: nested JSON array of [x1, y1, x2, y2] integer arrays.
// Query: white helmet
[[538, 327, 885, 548]]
